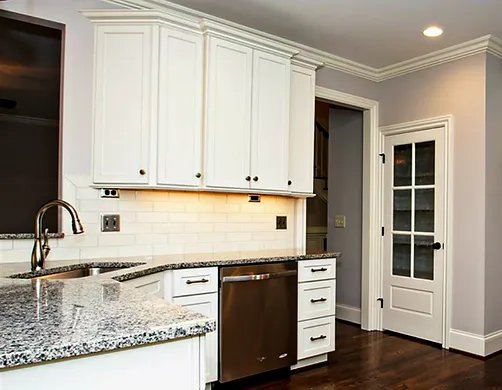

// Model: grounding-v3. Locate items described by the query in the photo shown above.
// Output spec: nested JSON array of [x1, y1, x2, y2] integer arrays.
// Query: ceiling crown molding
[[101, 0, 502, 82]]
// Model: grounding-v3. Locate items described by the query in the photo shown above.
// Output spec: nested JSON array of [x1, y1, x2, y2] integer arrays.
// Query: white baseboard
[[485, 329, 502, 356], [336, 304, 361, 325], [449, 328, 502, 356]]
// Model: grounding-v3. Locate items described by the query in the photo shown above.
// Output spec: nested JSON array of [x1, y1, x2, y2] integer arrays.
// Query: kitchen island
[[0, 250, 340, 390]]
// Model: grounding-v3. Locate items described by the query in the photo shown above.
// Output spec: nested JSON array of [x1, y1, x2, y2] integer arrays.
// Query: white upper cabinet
[[288, 60, 319, 194], [250, 50, 290, 192], [204, 37, 253, 190], [92, 25, 152, 184], [157, 27, 204, 187]]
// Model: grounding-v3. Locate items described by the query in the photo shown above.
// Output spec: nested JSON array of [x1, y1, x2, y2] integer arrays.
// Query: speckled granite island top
[[0, 278, 215, 369], [0, 250, 339, 370]]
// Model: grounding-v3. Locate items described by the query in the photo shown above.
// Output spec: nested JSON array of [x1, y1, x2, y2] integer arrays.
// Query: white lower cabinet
[[293, 258, 337, 370], [121, 272, 165, 298], [173, 293, 218, 383]]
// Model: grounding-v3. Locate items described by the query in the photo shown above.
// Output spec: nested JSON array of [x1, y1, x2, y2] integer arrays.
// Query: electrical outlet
[[100, 189, 120, 198], [276, 216, 287, 230], [101, 214, 120, 232], [334, 215, 346, 228]]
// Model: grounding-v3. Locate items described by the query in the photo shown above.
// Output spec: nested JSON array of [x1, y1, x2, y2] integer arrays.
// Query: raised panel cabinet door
[[93, 25, 152, 184], [289, 65, 316, 193], [157, 27, 203, 187], [250, 50, 291, 192], [205, 37, 253, 189], [173, 293, 218, 384]]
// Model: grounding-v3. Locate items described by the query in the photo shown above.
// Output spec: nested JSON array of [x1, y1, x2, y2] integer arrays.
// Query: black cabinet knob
[[245, 176, 251, 181], [139, 169, 146, 175], [432, 242, 442, 250], [195, 172, 202, 178], [253, 176, 259, 182], [288, 180, 292, 186]]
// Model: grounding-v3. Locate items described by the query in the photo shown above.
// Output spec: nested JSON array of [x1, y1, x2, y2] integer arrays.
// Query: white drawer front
[[298, 316, 336, 360], [123, 273, 164, 298], [298, 279, 336, 321], [172, 267, 218, 297], [298, 258, 336, 282]]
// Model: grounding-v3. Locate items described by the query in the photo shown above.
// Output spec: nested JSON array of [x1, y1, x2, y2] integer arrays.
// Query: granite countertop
[[0, 278, 215, 369], [0, 232, 65, 240], [0, 250, 340, 370]]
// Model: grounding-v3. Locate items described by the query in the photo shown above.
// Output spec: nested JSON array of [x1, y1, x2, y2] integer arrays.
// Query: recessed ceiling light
[[423, 26, 443, 37]]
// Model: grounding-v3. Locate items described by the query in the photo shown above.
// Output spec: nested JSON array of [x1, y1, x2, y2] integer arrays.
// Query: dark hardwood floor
[[220, 321, 502, 390]]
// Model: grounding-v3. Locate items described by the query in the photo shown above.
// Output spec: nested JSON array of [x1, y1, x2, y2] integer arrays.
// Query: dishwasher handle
[[222, 269, 297, 283]]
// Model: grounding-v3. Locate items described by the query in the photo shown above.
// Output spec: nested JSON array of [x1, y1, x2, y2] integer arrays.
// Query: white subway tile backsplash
[[118, 245, 153, 257], [79, 199, 119, 212], [98, 234, 135, 247], [119, 201, 154, 212], [76, 187, 99, 200], [153, 223, 185, 234], [1, 180, 297, 264], [135, 234, 168, 245], [153, 202, 185, 212], [185, 223, 214, 233], [80, 246, 119, 260], [198, 233, 227, 243]]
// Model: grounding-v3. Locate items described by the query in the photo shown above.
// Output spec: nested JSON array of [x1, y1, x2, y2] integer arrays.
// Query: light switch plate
[[276, 216, 287, 230], [334, 215, 346, 228], [101, 214, 120, 232]]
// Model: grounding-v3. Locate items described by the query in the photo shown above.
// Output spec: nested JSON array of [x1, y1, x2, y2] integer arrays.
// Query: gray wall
[[327, 107, 364, 309], [316, 67, 380, 101], [484, 53, 502, 335], [379, 53, 487, 335]]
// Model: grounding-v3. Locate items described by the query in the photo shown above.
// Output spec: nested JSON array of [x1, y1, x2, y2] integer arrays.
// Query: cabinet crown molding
[[81, 9, 202, 33], [200, 19, 298, 58], [291, 55, 324, 70]]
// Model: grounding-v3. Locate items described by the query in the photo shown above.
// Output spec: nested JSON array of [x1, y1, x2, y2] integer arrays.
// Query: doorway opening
[[306, 99, 365, 326]]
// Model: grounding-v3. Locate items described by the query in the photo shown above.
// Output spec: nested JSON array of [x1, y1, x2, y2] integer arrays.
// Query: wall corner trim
[[336, 304, 362, 325]]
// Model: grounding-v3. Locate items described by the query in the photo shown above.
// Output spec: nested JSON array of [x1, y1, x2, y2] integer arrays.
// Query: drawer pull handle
[[310, 297, 327, 303], [310, 335, 327, 342], [186, 278, 209, 285], [311, 267, 327, 273]]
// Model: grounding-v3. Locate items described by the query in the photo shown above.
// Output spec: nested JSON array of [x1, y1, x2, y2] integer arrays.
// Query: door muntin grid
[[392, 141, 435, 280]]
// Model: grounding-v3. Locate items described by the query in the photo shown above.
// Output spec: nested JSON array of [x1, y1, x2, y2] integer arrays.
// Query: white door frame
[[380, 115, 453, 348], [313, 86, 381, 332]]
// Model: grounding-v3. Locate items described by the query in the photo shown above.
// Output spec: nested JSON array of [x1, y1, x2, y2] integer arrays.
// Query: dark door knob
[[195, 172, 202, 178], [288, 180, 292, 186], [432, 242, 442, 250], [253, 176, 259, 182], [139, 169, 146, 175], [245, 176, 251, 181]]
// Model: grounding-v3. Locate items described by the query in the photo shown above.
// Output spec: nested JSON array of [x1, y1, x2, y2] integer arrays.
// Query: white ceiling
[[166, 0, 502, 68]]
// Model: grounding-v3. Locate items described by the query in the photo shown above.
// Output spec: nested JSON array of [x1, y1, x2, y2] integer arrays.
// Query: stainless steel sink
[[31, 267, 121, 280], [9, 263, 145, 280]]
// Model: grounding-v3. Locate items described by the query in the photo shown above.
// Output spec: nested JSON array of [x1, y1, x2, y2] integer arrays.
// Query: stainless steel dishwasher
[[219, 262, 298, 383]]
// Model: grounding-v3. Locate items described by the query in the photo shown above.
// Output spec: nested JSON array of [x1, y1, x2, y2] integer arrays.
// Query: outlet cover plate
[[101, 214, 120, 232], [276, 216, 287, 230], [100, 189, 120, 198], [334, 215, 346, 228]]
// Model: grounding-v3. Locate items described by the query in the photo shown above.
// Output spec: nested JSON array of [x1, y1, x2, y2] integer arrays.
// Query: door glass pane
[[393, 234, 411, 277], [415, 189, 434, 232], [415, 141, 435, 185], [394, 144, 412, 186], [414, 236, 434, 280], [394, 190, 411, 231]]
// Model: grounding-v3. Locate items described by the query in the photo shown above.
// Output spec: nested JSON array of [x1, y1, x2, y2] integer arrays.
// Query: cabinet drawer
[[172, 267, 218, 297], [298, 316, 336, 360], [122, 273, 164, 298], [298, 280, 336, 321], [298, 258, 336, 282]]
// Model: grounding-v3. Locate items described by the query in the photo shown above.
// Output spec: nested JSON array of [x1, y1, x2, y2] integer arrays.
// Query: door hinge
[[377, 298, 384, 309], [379, 153, 386, 164], [381, 226, 385, 236]]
